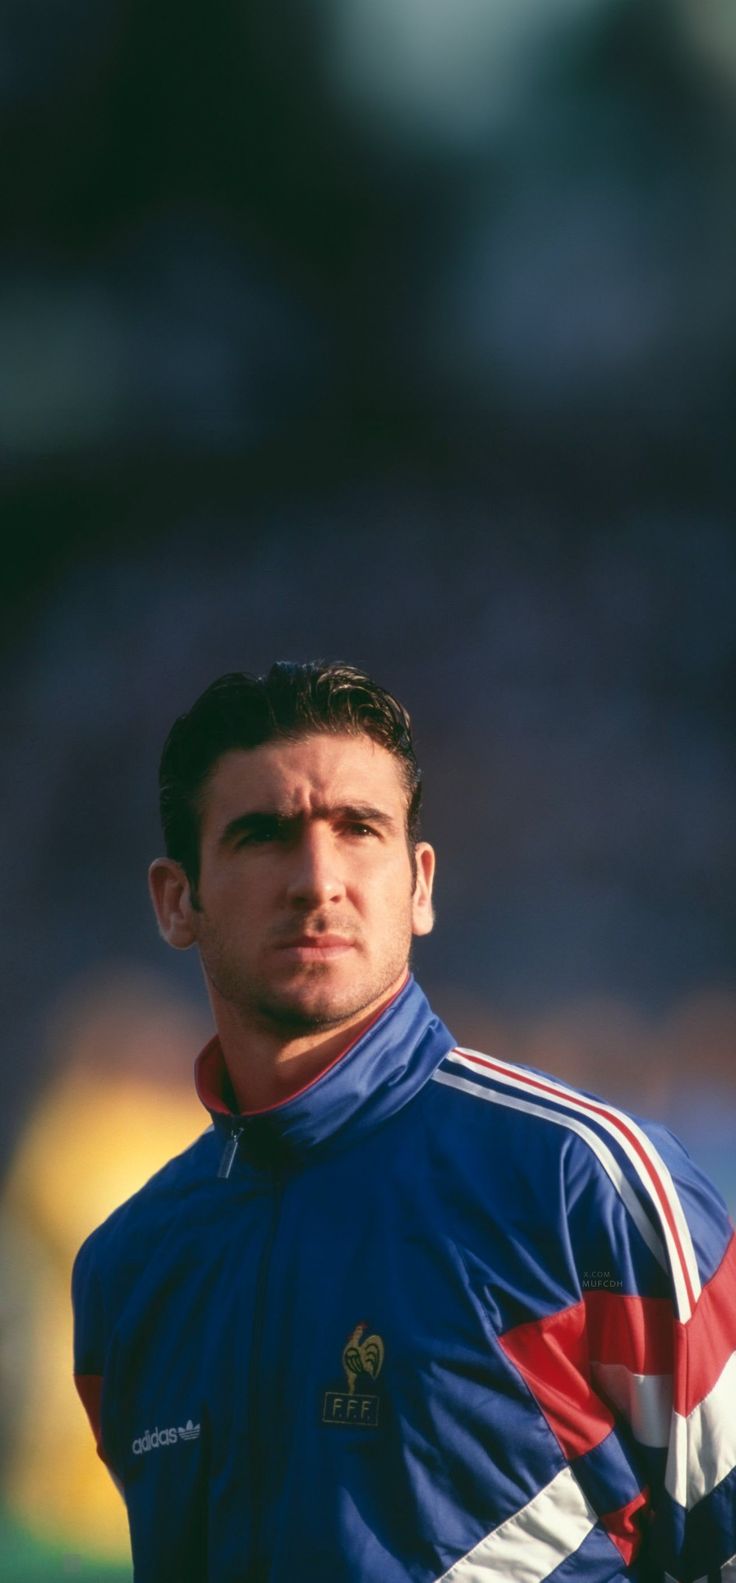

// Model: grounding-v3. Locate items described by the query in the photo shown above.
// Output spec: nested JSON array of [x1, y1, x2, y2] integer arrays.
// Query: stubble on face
[[194, 891, 416, 1039], [194, 877, 421, 1112]]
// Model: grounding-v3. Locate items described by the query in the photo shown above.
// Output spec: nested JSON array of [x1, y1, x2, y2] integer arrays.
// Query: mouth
[[275, 934, 355, 961]]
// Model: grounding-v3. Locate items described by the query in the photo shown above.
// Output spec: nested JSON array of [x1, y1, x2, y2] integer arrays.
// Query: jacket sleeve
[[501, 1120, 736, 1579], [635, 1131, 736, 1582], [587, 1123, 736, 1581], [71, 1233, 113, 1474]]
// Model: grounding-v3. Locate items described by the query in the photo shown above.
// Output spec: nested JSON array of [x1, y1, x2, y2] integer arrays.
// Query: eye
[[233, 821, 284, 847], [345, 822, 378, 839]]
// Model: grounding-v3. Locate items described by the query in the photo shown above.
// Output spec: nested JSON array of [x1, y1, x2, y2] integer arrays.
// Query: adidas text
[[132, 1420, 201, 1455]]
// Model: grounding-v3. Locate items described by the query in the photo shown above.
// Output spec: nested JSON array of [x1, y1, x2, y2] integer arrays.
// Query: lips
[[275, 934, 355, 959], [278, 935, 353, 949]]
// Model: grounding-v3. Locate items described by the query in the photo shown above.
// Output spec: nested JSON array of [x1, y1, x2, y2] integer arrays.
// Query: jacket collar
[[195, 976, 454, 1160]]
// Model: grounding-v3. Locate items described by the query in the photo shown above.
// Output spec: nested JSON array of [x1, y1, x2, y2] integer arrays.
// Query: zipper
[[218, 1123, 244, 1179], [217, 1119, 285, 1569], [248, 1162, 285, 1577]]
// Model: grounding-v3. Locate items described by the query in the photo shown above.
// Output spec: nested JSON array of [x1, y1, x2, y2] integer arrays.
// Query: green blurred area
[[0, 1510, 131, 1582]]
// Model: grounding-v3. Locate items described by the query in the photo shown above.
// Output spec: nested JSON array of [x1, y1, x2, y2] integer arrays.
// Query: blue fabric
[[73, 978, 736, 1582]]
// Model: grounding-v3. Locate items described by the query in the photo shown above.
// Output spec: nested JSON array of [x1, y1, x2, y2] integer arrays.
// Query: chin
[[265, 988, 367, 1033]]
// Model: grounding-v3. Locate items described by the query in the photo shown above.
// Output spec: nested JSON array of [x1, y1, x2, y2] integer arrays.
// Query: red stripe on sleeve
[[599, 1488, 650, 1566], [584, 1289, 674, 1375], [501, 1239, 736, 1464], [75, 1372, 107, 1464], [674, 1232, 736, 1416], [499, 1302, 616, 1458]]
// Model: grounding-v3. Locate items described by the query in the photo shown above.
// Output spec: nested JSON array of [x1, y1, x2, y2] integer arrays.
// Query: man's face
[[179, 733, 434, 1037]]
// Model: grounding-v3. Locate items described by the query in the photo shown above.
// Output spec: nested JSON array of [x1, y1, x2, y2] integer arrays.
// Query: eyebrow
[[218, 803, 399, 847]]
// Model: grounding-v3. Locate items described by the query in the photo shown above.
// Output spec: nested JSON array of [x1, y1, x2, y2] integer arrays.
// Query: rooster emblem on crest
[[341, 1322, 385, 1395]]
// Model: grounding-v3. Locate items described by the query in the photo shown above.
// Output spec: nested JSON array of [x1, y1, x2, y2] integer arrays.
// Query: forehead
[[199, 733, 408, 829]]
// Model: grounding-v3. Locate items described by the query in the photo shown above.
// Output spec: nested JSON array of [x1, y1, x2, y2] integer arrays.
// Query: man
[[73, 660, 736, 1582]]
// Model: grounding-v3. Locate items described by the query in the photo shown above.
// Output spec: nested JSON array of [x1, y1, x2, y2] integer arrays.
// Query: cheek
[[368, 871, 417, 925]]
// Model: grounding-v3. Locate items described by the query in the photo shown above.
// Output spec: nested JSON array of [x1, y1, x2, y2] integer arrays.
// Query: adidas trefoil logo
[[131, 1417, 201, 1454]]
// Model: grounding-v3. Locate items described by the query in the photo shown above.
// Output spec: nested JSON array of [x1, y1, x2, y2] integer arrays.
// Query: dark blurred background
[[1, 0, 734, 1571]]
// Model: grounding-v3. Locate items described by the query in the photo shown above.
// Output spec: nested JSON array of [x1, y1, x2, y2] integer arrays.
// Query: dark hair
[[159, 661, 422, 894]]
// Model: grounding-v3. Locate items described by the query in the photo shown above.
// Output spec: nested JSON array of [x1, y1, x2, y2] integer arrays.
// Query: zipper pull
[[218, 1124, 244, 1180]]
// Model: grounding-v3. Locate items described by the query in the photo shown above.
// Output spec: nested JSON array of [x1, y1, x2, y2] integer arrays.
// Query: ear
[[411, 842, 435, 937], [148, 858, 198, 950]]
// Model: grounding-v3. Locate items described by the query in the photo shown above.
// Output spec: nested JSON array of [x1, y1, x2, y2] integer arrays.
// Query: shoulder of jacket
[[73, 1125, 216, 1280], [431, 1043, 696, 1187], [432, 1044, 732, 1308]]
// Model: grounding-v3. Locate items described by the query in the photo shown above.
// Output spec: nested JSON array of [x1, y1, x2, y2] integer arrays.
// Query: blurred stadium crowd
[[1, 0, 734, 1573]]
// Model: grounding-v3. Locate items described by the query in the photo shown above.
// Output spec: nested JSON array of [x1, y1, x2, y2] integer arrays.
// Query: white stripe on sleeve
[[666, 1349, 736, 1509], [434, 1466, 597, 1583]]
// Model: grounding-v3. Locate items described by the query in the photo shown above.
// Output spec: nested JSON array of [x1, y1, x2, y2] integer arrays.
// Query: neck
[[210, 975, 407, 1112]]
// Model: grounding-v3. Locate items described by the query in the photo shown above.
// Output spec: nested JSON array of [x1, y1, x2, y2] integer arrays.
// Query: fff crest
[[322, 1322, 384, 1428]]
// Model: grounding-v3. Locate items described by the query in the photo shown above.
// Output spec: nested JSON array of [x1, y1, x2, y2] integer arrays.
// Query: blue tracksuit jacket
[[73, 977, 736, 1581]]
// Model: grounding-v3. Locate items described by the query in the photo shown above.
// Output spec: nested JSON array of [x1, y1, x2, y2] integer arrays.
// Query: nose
[[285, 824, 346, 908]]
